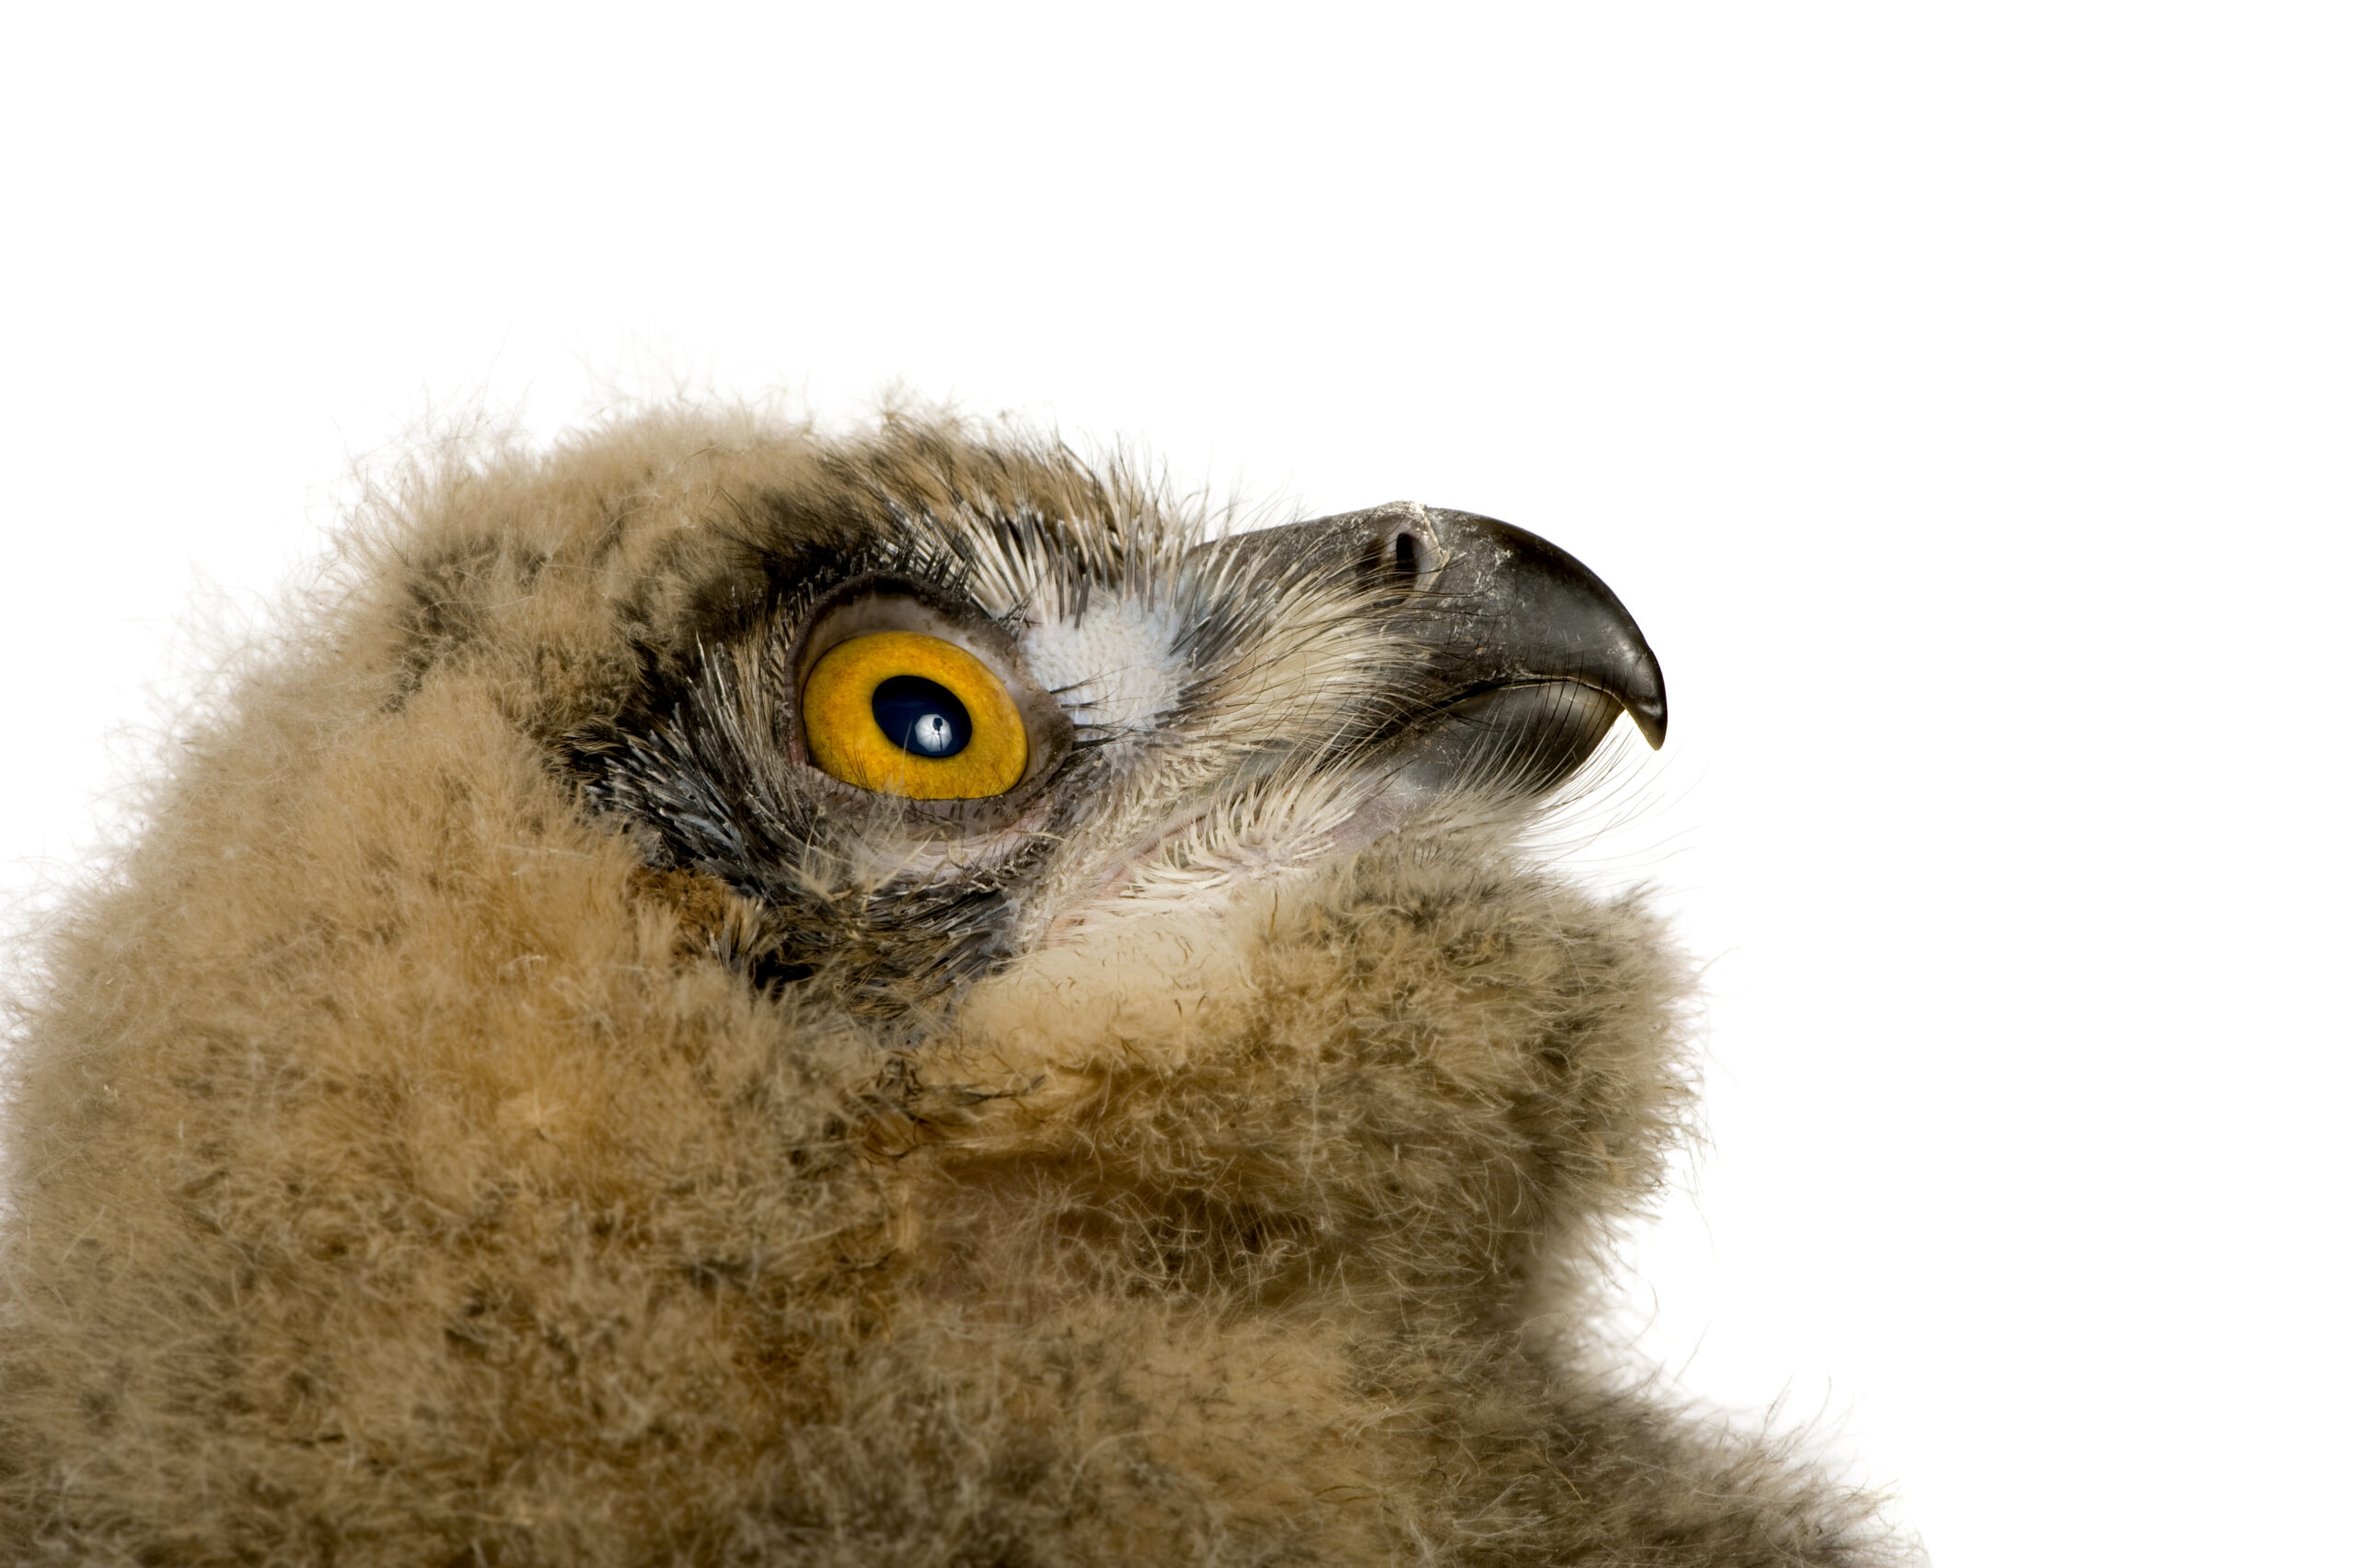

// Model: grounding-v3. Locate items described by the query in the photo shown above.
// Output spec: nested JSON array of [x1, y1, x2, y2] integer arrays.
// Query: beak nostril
[[1358, 526, 1428, 600]]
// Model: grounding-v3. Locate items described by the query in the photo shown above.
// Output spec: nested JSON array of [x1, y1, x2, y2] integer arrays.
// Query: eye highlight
[[802, 631, 1028, 799]]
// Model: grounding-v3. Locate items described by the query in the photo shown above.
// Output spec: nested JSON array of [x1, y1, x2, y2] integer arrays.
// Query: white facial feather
[[1019, 595, 1183, 744]]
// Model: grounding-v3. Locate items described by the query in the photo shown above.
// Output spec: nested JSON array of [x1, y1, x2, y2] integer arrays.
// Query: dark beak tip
[[1630, 700, 1668, 750], [1623, 655, 1668, 749]]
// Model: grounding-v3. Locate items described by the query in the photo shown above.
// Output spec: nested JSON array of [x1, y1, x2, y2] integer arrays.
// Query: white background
[[4, 6, 2349, 1562]]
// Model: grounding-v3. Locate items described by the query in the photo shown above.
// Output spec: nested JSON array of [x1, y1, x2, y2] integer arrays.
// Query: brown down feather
[[0, 409, 1910, 1564]]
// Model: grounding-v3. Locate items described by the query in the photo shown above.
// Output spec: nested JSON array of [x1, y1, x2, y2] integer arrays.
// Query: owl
[[0, 410, 1902, 1564]]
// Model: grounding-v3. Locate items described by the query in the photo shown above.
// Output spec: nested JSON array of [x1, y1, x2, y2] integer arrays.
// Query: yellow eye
[[801, 631, 1029, 799]]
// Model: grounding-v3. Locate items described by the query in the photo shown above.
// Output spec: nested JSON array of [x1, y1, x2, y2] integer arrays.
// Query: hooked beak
[[1195, 502, 1667, 798]]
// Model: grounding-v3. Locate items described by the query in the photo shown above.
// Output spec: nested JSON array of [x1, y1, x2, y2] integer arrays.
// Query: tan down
[[0, 410, 1903, 1564]]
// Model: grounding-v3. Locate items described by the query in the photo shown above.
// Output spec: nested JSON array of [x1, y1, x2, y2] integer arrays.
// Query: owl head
[[490, 416, 1669, 1018]]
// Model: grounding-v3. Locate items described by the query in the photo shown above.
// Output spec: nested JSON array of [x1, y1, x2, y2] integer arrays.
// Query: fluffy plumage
[[0, 409, 1902, 1563]]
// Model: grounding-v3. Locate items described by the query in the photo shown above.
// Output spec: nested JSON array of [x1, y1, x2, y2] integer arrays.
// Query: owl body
[[0, 413, 1896, 1563]]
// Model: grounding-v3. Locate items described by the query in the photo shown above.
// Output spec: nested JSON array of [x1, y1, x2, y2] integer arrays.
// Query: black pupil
[[872, 675, 972, 759]]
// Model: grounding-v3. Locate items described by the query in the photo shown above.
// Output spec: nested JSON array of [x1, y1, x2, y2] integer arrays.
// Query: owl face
[[570, 446, 1663, 1013]]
